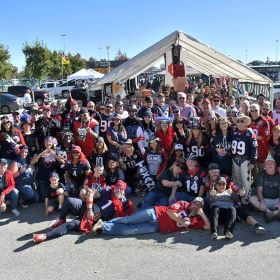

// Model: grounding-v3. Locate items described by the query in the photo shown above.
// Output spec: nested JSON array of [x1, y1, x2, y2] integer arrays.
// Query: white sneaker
[[11, 209, 21, 217]]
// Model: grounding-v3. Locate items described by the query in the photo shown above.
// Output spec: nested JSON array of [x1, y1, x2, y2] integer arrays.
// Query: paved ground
[[1, 202, 280, 280]]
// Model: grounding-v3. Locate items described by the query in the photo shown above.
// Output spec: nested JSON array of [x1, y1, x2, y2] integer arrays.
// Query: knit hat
[[208, 163, 220, 172]]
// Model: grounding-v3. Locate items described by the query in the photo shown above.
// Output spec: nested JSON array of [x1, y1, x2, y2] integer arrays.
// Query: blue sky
[[1, 0, 280, 70]]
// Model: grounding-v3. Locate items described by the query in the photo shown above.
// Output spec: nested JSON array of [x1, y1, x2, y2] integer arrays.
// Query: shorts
[[47, 198, 59, 209]]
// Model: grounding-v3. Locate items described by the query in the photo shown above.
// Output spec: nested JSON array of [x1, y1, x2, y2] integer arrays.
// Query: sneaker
[[11, 209, 21, 217], [264, 211, 273, 223], [211, 232, 218, 240], [225, 231, 234, 239], [92, 219, 103, 233], [33, 233, 47, 243], [49, 218, 66, 229], [255, 225, 266, 235], [20, 198, 29, 208]]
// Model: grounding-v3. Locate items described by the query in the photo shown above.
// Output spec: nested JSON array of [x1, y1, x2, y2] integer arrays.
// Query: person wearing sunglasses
[[249, 104, 270, 173], [211, 94, 226, 118], [176, 92, 197, 120], [231, 112, 257, 205], [99, 101, 114, 140], [137, 96, 163, 120], [86, 101, 102, 125], [0, 116, 26, 162], [261, 101, 275, 135]]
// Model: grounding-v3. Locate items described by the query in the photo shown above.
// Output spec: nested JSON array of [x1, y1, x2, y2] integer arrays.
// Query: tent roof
[[67, 68, 104, 80], [95, 30, 271, 86]]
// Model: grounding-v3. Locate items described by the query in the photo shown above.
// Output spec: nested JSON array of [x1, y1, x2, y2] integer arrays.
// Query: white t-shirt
[[272, 110, 280, 124]]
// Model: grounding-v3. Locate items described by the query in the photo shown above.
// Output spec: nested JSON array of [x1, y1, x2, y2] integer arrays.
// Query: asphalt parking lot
[[1, 202, 280, 280]]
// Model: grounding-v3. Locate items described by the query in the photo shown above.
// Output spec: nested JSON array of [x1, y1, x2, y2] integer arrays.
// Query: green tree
[[0, 44, 17, 79], [69, 53, 86, 73], [114, 49, 128, 61], [22, 40, 51, 80], [249, 60, 264, 66], [49, 50, 63, 80]]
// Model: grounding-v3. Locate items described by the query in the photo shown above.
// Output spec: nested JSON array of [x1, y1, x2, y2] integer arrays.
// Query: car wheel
[[1, 105, 10, 114], [62, 90, 69, 98], [36, 98, 44, 106]]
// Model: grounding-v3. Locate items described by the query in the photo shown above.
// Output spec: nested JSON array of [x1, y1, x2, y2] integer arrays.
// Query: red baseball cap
[[115, 180, 127, 190]]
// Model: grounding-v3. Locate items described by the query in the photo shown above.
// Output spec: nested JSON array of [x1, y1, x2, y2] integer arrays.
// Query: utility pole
[[106, 46, 110, 73], [61, 34, 66, 80]]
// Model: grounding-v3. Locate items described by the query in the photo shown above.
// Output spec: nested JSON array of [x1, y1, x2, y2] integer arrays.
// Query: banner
[[62, 56, 70, 65], [135, 160, 156, 192]]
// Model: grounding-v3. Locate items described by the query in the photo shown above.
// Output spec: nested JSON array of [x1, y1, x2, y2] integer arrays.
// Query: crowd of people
[[0, 79, 280, 244]]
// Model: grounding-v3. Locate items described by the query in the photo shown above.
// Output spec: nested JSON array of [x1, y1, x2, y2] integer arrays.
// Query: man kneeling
[[92, 197, 210, 236]]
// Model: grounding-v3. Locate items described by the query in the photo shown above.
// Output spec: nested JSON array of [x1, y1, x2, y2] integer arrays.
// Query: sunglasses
[[100, 107, 105, 110], [213, 100, 220, 102], [72, 151, 80, 154], [146, 101, 152, 104], [262, 108, 269, 111], [236, 120, 245, 124], [106, 106, 113, 109], [176, 121, 183, 124], [87, 106, 94, 108], [178, 97, 185, 100], [173, 110, 179, 113], [250, 110, 258, 112]]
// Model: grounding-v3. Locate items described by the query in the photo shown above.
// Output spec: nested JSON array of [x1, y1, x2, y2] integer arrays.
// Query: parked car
[[7, 85, 54, 106], [41, 80, 80, 98], [0, 93, 23, 114]]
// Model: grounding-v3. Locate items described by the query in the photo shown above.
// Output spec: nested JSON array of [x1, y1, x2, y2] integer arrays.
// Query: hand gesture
[[210, 189, 216, 196], [87, 209, 94, 220]]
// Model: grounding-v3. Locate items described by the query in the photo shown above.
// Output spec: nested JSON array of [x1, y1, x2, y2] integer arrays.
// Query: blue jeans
[[16, 184, 38, 203], [142, 191, 169, 209], [175, 192, 196, 202], [5, 188, 19, 210], [103, 207, 159, 236]]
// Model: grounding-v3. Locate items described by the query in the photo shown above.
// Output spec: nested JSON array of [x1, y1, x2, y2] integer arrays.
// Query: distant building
[[87, 60, 127, 74]]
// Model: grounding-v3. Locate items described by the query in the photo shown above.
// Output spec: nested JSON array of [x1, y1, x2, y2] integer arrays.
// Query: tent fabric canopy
[[95, 30, 271, 86], [67, 68, 104, 80]]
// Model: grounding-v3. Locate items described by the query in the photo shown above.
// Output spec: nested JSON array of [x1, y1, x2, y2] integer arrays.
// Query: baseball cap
[[115, 180, 127, 190], [192, 197, 204, 207], [79, 107, 89, 115], [217, 176, 227, 184], [96, 136, 105, 143], [113, 113, 122, 120], [174, 144, 184, 150], [149, 135, 160, 143], [128, 104, 138, 111], [143, 110, 152, 118], [71, 145, 82, 153], [125, 139, 133, 145], [0, 158, 8, 165], [265, 154, 275, 163], [49, 172, 59, 179], [145, 96, 153, 102]]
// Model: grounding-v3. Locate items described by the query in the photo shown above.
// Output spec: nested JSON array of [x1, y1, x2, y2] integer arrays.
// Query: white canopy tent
[[95, 30, 271, 86], [67, 68, 104, 81]]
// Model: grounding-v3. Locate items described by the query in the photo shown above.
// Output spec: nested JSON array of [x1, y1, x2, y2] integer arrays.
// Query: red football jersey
[[83, 172, 106, 191], [250, 116, 270, 163], [73, 119, 98, 157], [155, 201, 205, 234]]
